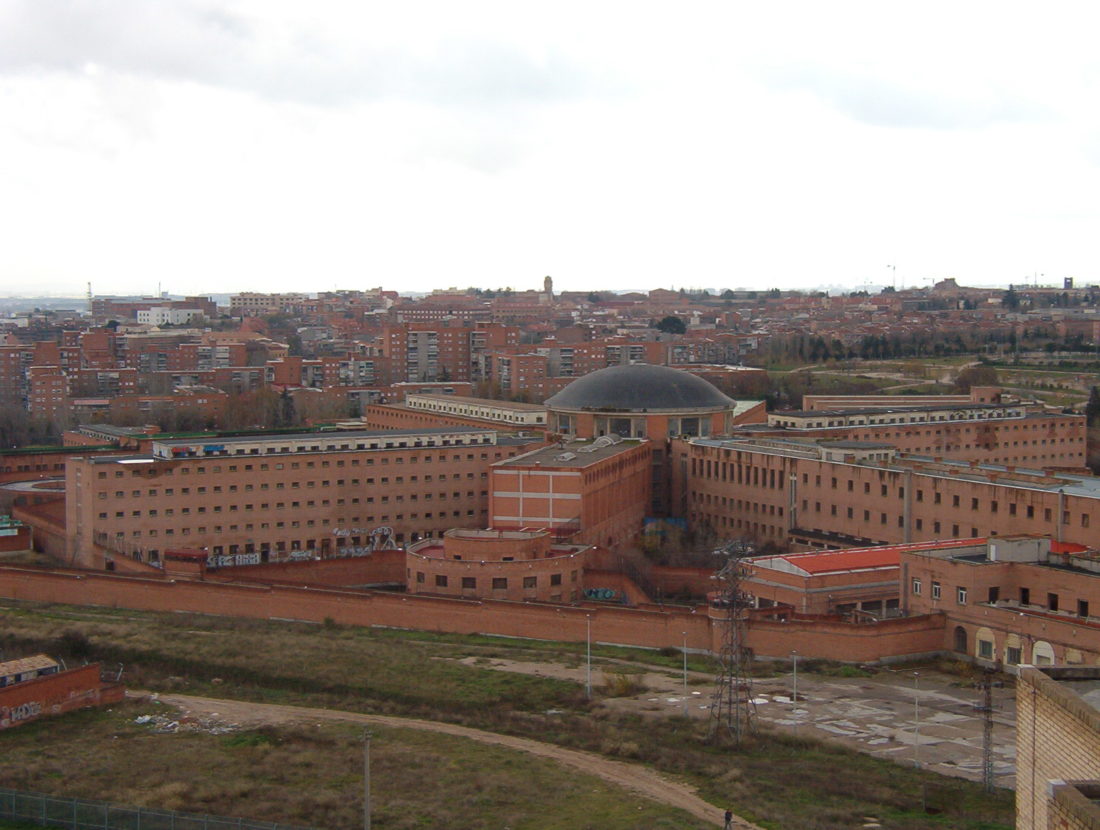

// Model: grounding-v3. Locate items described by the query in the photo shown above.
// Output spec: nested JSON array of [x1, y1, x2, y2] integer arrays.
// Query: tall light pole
[[585, 614, 592, 700], [363, 729, 373, 830], [913, 672, 921, 769], [682, 631, 689, 717], [791, 649, 798, 706]]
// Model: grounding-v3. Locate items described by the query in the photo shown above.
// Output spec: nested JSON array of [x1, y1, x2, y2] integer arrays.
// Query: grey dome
[[546, 364, 735, 412]]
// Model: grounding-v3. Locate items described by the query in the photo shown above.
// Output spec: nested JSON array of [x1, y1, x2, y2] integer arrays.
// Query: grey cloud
[[758, 64, 1049, 130], [0, 0, 592, 108]]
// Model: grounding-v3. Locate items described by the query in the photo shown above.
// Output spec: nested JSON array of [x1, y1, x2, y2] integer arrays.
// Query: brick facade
[[65, 428, 543, 569], [0, 663, 125, 730], [678, 437, 1100, 550], [489, 439, 651, 549], [1016, 667, 1100, 830], [0, 564, 946, 664]]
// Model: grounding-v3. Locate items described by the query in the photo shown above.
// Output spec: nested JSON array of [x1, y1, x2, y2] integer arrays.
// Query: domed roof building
[[545, 364, 741, 440]]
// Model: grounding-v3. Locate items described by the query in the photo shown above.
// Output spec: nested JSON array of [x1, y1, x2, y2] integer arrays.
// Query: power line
[[708, 539, 757, 745]]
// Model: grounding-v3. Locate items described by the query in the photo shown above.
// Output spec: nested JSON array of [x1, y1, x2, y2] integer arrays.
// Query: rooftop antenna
[[708, 538, 757, 745]]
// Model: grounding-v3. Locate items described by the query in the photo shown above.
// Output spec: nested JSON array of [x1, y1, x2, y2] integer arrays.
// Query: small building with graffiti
[[405, 528, 590, 603], [0, 655, 125, 730]]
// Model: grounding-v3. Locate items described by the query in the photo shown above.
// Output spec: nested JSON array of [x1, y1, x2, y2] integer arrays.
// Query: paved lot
[[454, 655, 1018, 789], [647, 667, 1018, 788]]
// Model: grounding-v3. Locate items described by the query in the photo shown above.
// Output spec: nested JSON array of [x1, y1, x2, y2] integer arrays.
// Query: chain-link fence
[[0, 788, 314, 830]]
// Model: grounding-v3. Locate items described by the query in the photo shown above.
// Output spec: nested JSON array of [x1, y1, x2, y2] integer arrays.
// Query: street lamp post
[[363, 729, 373, 830], [682, 631, 689, 717], [791, 650, 798, 705], [585, 614, 592, 700], [913, 672, 921, 769]]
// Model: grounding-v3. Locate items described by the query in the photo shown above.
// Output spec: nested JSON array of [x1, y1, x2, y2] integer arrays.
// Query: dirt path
[[139, 692, 760, 829]]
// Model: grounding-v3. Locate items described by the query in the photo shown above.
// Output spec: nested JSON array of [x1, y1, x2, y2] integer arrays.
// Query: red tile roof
[[776, 538, 984, 575], [1051, 540, 1089, 554]]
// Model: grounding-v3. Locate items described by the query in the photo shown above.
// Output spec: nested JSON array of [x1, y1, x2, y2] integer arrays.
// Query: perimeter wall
[[0, 566, 945, 662]]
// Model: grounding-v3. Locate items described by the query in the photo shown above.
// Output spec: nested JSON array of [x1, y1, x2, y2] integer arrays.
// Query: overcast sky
[[3, 1, 1100, 298]]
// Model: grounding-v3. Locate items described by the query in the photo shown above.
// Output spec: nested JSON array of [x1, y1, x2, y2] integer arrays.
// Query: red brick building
[[743, 542, 936, 616], [677, 435, 1100, 550], [545, 364, 764, 441], [489, 437, 651, 549], [901, 535, 1100, 666], [762, 398, 1085, 470], [406, 528, 589, 603], [0, 656, 125, 730], [65, 427, 543, 569]]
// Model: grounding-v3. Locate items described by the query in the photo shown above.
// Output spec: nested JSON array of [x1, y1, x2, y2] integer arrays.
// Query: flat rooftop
[[774, 402, 1021, 417], [692, 436, 1100, 497], [751, 538, 982, 576], [496, 438, 644, 469], [408, 393, 547, 412], [1038, 667, 1100, 714], [83, 428, 535, 464], [154, 427, 496, 447], [821, 440, 896, 449], [77, 424, 152, 438]]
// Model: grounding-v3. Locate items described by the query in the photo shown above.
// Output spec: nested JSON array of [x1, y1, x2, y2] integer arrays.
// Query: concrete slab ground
[[650, 668, 1017, 789], [451, 656, 1018, 789]]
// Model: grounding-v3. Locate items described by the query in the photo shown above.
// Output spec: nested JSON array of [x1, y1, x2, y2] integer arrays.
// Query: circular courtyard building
[[406, 528, 588, 603], [545, 363, 739, 440]]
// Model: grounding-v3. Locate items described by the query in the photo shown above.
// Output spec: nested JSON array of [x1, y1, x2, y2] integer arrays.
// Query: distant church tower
[[543, 275, 554, 304]]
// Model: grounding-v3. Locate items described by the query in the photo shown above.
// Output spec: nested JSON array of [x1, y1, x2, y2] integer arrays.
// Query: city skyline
[[4, 2, 1100, 296]]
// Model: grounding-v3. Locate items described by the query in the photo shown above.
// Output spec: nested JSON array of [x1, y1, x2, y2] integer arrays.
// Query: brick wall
[[740, 611, 945, 662], [1048, 783, 1100, 830], [649, 566, 716, 598], [902, 552, 1100, 665], [0, 565, 951, 664], [1016, 667, 1100, 830], [0, 663, 125, 730], [213, 551, 406, 586]]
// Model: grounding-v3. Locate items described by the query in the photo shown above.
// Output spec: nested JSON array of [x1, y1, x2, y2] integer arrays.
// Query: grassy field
[[0, 703, 709, 830], [0, 599, 1015, 830]]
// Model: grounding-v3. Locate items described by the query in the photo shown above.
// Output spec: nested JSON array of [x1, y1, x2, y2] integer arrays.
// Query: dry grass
[[600, 670, 648, 697], [0, 701, 710, 829], [0, 602, 585, 718], [0, 599, 1015, 830]]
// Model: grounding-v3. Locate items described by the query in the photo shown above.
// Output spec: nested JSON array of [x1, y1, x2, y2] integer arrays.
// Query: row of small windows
[[164, 435, 495, 458], [99, 450, 512, 477], [694, 457, 1092, 529], [1, 463, 65, 474], [693, 489, 1075, 530], [692, 511, 782, 539], [414, 571, 576, 588], [98, 482, 485, 499], [913, 579, 1090, 618], [101, 497, 481, 518], [110, 510, 485, 539]]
